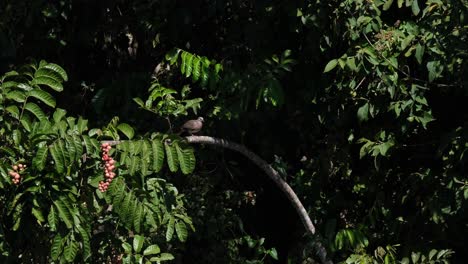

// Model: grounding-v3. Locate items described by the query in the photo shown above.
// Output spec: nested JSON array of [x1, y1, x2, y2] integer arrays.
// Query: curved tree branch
[[185, 136, 332, 264], [102, 136, 332, 264]]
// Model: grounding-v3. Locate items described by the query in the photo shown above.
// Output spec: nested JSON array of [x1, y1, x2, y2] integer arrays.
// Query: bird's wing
[[182, 120, 200, 130]]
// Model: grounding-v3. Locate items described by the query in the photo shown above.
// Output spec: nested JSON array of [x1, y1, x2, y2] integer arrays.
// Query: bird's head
[[197, 117, 204, 122]]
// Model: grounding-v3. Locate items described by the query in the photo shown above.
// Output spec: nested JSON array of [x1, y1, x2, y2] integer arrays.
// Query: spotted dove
[[179, 117, 204, 135]]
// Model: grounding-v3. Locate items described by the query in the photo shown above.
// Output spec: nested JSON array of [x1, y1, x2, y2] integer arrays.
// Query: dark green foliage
[[1, 0, 467, 263]]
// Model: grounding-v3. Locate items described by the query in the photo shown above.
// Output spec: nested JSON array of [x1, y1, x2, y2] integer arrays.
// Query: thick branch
[[102, 136, 332, 264], [185, 136, 332, 264]]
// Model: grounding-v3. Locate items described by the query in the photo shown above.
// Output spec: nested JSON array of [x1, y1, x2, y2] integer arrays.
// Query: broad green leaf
[[42, 63, 68, 81], [6, 90, 27, 102], [269, 248, 279, 260], [415, 44, 424, 64], [51, 234, 64, 260], [357, 103, 369, 122], [64, 241, 79, 262], [175, 142, 195, 174], [54, 199, 73, 228], [180, 51, 187, 74], [151, 139, 165, 172], [150, 253, 174, 261], [34, 68, 65, 84], [33, 76, 63, 92], [48, 206, 58, 231], [32, 207, 45, 223], [24, 102, 46, 120], [346, 57, 357, 71], [184, 53, 194, 77], [134, 203, 144, 233], [143, 245, 161, 256], [411, 252, 421, 263], [33, 145, 48, 171], [53, 108, 67, 123], [77, 117, 88, 134], [77, 225, 91, 261], [117, 123, 135, 139], [50, 142, 65, 173], [12, 203, 23, 231], [411, 0, 420, 15], [323, 59, 338, 73], [165, 142, 179, 172], [398, 0, 404, 8], [122, 242, 132, 254], [5, 105, 20, 119], [133, 97, 145, 108], [383, 0, 394, 10], [429, 249, 438, 260], [20, 114, 33, 131], [166, 216, 175, 241], [175, 221, 188, 242], [191, 56, 201, 82], [133, 235, 145, 253]]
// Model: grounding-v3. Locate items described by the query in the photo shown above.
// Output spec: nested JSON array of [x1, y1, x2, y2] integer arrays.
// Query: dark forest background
[[1, 0, 467, 263]]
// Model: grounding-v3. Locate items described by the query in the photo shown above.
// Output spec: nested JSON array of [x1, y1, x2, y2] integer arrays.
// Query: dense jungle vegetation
[[0, 0, 467, 263]]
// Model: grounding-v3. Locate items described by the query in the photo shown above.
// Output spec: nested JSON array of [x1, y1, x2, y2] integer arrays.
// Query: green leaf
[[184, 53, 194, 77], [133, 97, 145, 108], [357, 103, 369, 122], [166, 216, 175, 241], [32, 207, 45, 223], [33, 145, 48, 171], [143, 245, 161, 256], [191, 56, 201, 82], [48, 206, 58, 231], [122, 242, 132, 254], [165, 142, 179, 172], [54, 199, 73, 228], [175, 221, 188, 242], [20, 114, 32, 131], [64, 241, 79, 262], [175, 142, 196, 174], [429, 249, 438, 260], [398, 0, 404, 8], [346, 57, 357, 71], [6, 90, 27, 102], [383, 0, 394, 10], [50, 142, 65, 173], [151, 139, 165, 172], [117, 123, 135, 139], [150, 253, 174, 261], [53, 108, 67, 123], [33, 76, 64, 91], [77, 117, 88, 134], [269, 248, 279, 260], [42, 63, 68, 81], [25, 102, 46, 120], [34, 68, 65, 85], [77, 225, 91, 261], [133, 235, 145, 253], [411, 0, 420, 15], [415, 44, 424, 64], [5, 105, 20, 119], [323, 59, 338, 73], [427, 61, 443, 82], [50, 234, 64, 260], [411, 251, 421, 263]]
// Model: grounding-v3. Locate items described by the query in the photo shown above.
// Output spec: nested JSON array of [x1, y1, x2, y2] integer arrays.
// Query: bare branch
[[102, 136, 333, 264]]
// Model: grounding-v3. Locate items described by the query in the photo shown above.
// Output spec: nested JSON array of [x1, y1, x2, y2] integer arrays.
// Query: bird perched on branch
[[179, 117, 204, 135]]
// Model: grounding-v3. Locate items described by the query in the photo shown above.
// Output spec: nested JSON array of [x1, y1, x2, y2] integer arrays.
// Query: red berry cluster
[[8, 163, 26, 185], [99, 143, 116, 192]]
